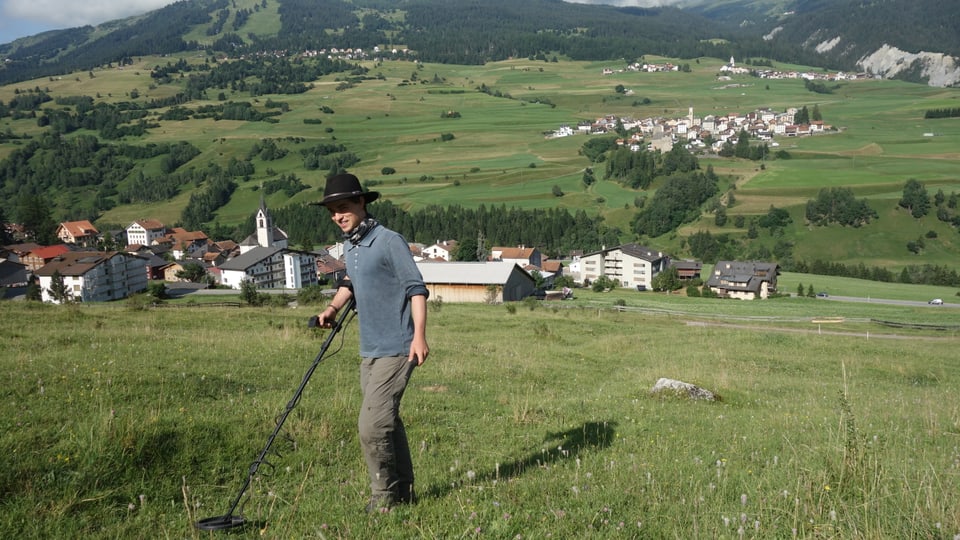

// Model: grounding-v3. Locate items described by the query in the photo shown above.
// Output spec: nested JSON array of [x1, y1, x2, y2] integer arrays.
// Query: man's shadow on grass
[[422, 420, 617, 500]]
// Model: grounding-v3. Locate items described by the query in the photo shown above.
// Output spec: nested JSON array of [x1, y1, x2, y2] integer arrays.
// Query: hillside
[[2, 0, 959, 87], [750, 0, 960, 86], [0, 0, 959, 282], [2, 298, 958, 537], [0, 0, 740, 85]]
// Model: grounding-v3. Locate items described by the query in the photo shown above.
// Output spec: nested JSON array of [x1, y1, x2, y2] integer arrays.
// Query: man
[[314, 173, 429, 513]]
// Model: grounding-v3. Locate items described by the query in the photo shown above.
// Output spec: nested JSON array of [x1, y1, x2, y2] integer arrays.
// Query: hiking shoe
[[364, 494, 395, 514]]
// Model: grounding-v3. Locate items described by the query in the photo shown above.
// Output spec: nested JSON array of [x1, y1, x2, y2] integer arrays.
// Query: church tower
[[256, 194, 272, 248], [239, 194, 289, 254]]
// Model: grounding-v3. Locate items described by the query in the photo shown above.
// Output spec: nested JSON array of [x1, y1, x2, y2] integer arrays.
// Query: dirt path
[[684, 320, 956, 341]]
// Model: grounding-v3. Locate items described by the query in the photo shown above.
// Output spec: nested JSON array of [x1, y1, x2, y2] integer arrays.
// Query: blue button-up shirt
[[345, 224, 429, 358]]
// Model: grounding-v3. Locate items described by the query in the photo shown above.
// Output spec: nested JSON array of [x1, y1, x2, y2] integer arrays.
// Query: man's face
[[325, 197, 366, 233]]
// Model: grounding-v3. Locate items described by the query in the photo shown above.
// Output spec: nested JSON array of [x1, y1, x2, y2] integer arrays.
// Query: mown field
[[1, 289, 959, 538], [2, 54, 959, 270]]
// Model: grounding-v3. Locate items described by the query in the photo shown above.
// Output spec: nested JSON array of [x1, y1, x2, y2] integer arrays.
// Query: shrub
[[297, 284, 327, 305]]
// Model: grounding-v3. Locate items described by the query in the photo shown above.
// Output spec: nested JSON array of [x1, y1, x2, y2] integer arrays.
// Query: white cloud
[[2, 0, 174, 30]]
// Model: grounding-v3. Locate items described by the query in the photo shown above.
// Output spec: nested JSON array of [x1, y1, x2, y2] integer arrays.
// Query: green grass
[[2, 294, 959, 538]]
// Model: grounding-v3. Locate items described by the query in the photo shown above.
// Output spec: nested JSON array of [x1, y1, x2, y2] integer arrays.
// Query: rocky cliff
[[858, 45, 960, 88]]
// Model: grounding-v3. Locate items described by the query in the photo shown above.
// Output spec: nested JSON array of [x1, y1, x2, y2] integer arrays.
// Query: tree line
[[242, 200, 620, 259], [924, 108, 960, 119]]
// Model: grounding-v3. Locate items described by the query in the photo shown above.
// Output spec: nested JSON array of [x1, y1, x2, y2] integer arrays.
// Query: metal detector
[[195, 298, 356, 531]]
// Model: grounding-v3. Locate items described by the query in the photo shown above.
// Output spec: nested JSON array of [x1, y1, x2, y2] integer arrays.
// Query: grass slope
[[1, 295, 958, 538]]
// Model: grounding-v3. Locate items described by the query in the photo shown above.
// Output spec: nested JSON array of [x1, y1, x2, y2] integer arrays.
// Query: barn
[[416, 261, 536, 303]]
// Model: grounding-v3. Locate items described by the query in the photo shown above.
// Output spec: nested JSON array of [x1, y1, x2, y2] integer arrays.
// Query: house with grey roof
[[416, 261, 536, 303], [0, 258, 28, 288], [705, 261, 780, 300], [578, 243, 670, 290], [35, 251, 148, 303], [219, 246, 318, 290]]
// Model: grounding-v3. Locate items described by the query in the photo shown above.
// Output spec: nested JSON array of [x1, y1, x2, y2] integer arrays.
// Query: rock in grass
[[651, 378, 718, 401]]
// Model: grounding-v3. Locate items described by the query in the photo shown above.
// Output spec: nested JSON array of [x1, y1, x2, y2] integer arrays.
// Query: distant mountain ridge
[[577, 0, 960, 86], [1, 0, 958, 87]]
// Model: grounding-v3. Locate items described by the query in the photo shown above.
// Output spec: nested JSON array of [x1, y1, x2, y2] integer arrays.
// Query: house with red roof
[[161, 227, 210, 259], [56, 220, 100, 247], [490, 245, 542, 267], [22, 244, 72, 272]]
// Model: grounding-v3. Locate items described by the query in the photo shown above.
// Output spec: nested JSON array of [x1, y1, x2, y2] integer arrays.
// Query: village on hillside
[[553, 57, 841, 153], [2, 194, 781, 304]]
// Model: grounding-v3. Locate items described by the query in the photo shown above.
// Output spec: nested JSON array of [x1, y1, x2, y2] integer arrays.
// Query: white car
[[929, 298, 943, 305]]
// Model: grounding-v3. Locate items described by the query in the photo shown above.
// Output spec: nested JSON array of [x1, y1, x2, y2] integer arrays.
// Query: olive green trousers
[[358, 355, 416, 499]]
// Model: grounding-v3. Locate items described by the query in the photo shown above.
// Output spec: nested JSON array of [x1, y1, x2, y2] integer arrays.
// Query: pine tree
[[47, 270, 72, 303]]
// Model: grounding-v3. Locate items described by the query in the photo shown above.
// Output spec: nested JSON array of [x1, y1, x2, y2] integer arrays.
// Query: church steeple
[[256, 193, 272, 248]]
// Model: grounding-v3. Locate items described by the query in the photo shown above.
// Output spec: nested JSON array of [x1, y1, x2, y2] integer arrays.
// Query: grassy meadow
[[2, 291, 959, 538], [2, 54, 959, 270]]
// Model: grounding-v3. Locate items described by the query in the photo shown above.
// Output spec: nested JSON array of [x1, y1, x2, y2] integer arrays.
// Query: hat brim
[[310, 191, 380, 206]]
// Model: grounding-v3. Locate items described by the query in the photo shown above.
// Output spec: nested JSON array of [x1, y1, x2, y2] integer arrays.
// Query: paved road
[[813, 294, 958, 308]]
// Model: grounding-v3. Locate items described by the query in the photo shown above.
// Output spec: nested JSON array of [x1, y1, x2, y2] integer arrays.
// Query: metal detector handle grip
[[308, 297, 356, 329]]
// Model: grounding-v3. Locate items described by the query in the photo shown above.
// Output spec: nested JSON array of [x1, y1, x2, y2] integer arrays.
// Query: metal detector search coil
[[194, 299, 356, 531]]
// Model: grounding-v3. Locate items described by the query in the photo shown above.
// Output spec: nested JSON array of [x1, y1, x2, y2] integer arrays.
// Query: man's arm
[[408, 294, 428, 365], [318, 284, 353, 327]]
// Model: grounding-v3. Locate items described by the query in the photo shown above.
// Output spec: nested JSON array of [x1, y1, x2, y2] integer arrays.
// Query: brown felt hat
[[312, 173, 380, 206]]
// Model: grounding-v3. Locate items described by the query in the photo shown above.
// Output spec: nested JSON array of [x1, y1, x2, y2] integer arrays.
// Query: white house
[[160, 227, 210, 260], [422, 240, 458, 261], [35, 251, 148, 303], [490, 246, 541, 267], [126, 219, 166, 247], [579, 243, 670, 290], [705, 261, 780, 300], [218, 246, 318, 290], [326, 242, 345, 260], [416, 261, 536, 303], [56, 220, 99, 247]]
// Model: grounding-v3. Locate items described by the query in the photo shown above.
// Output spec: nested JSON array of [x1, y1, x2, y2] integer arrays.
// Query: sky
[[0, 0, 689, 46], [0, 0, 177, 45]]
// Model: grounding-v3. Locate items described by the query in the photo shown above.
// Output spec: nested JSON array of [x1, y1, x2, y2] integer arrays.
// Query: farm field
[[1, 294, 958, 538], [2, 54, 959, 270]]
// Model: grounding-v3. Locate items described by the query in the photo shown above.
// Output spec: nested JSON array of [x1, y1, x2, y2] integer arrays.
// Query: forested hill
[[747, 0, 960, 72], [0, 0, 799, 86], [2, 0, 958, 86]]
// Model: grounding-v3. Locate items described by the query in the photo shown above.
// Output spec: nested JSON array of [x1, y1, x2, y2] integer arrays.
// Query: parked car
[[929, 298, 943, 305]]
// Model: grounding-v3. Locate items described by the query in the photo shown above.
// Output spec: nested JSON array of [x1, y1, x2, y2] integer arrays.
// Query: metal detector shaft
[[196, 298, 356, 530]]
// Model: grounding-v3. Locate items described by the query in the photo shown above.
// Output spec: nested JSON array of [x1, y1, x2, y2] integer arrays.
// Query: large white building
[[218, 246, 318, 290], [578, 243, 669, 290], [35, 251, 148, 303], [218, 199, 316, 290], [126, 219, 167, 246]]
